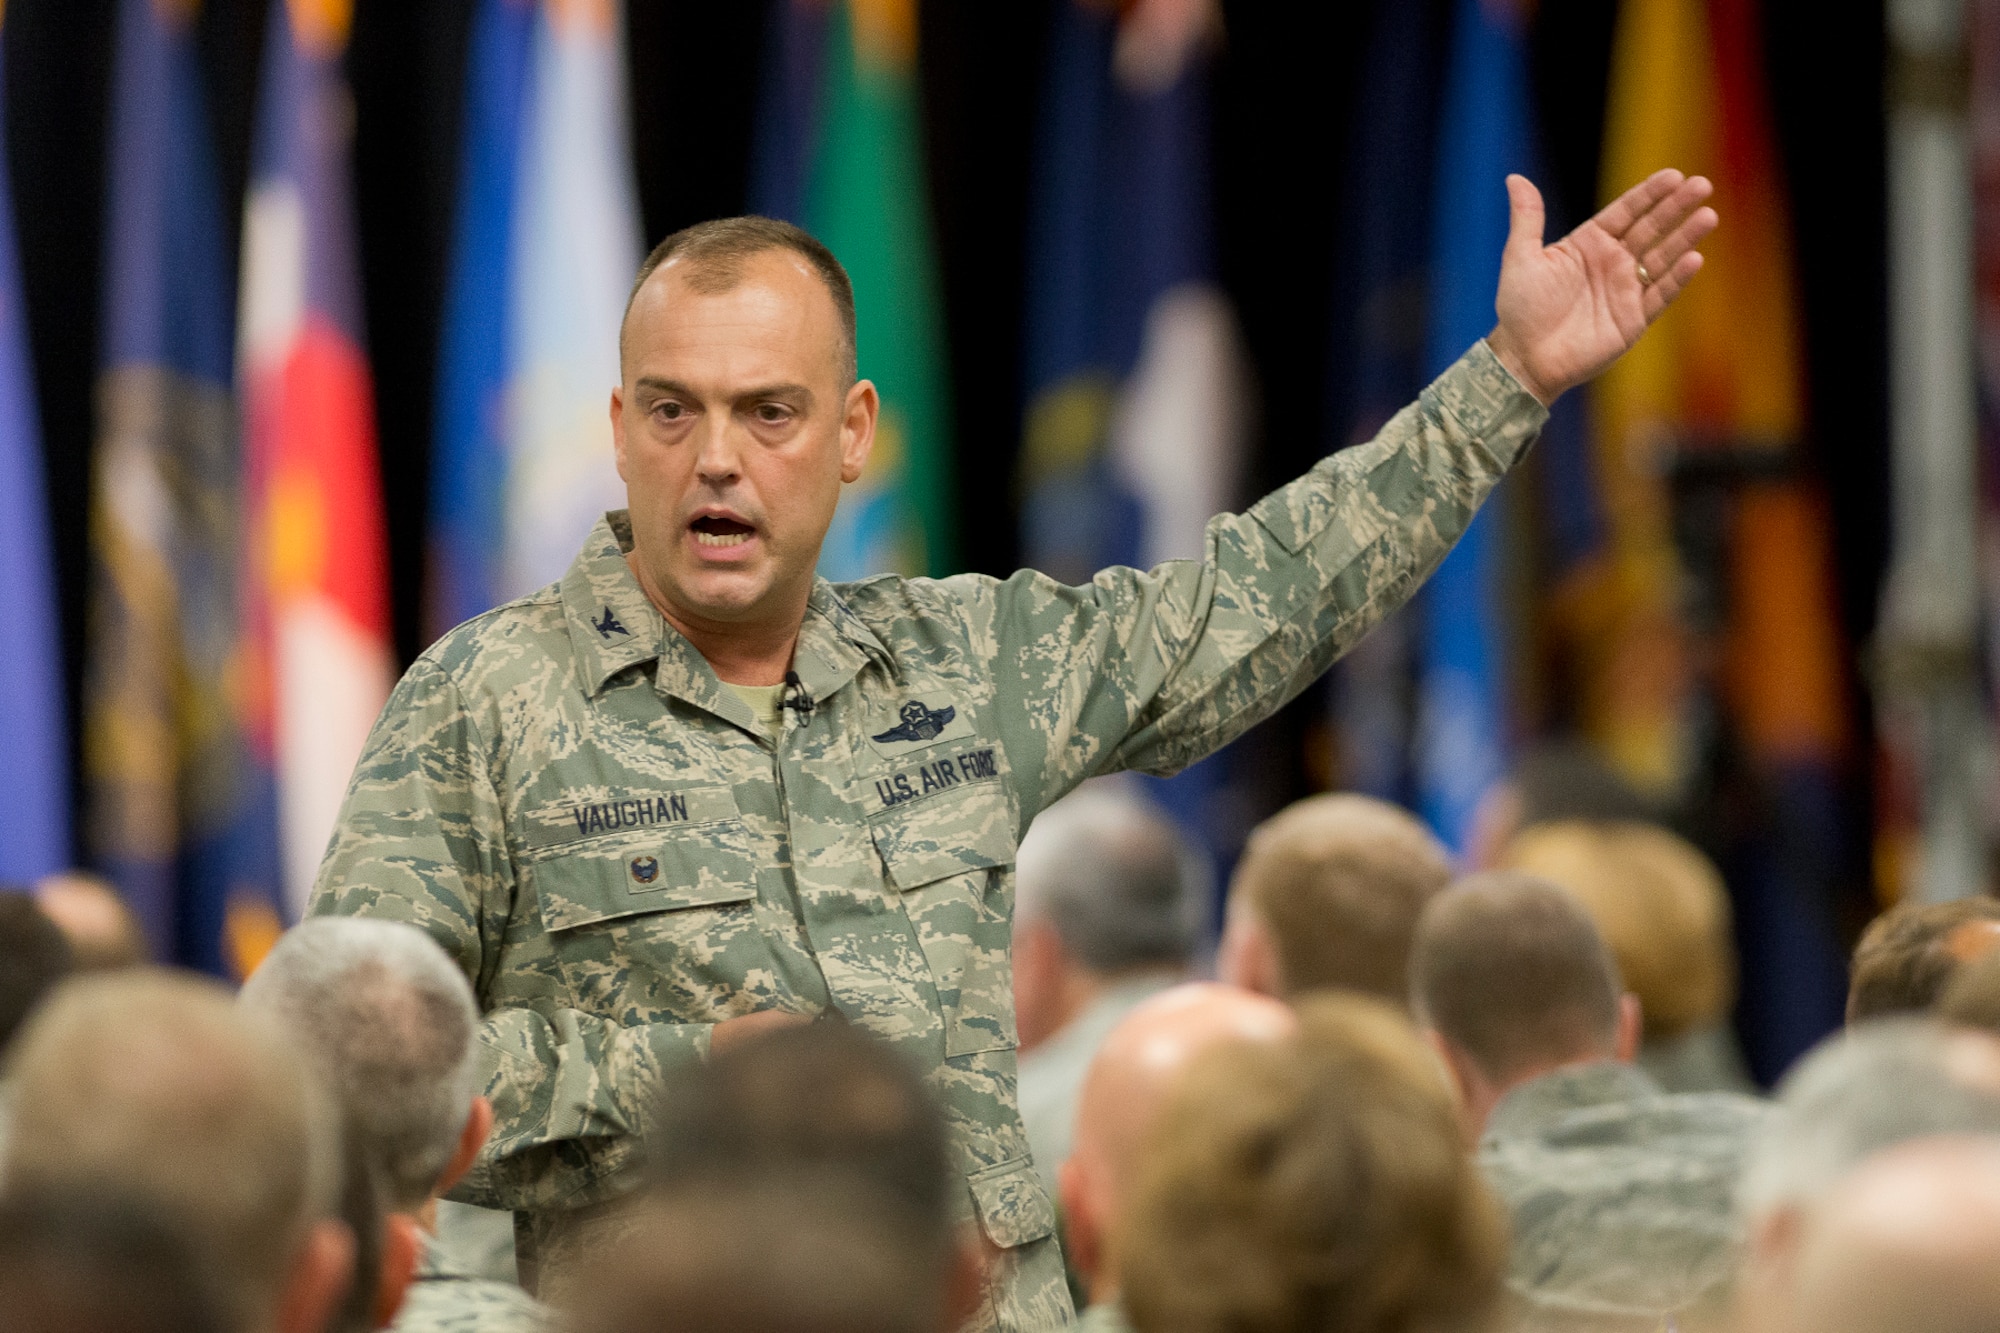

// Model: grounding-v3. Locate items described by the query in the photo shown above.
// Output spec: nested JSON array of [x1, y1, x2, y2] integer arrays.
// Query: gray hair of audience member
[[0, 969, 342, 1330], [1015, 784, 1209, 972], [578, 1174, 942, 1333], [1409, 872, 1625, 1083], [240, 917, 481, 1212], [1738, 1017, 2000, 1222], [0, 1187, 229, 1333]]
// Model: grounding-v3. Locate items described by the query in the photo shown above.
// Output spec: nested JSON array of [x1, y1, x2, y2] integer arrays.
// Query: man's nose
[[692, 420, 743, 483]]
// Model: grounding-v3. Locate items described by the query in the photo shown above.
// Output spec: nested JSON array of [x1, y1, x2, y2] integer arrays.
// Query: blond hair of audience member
[[241, 918, 513, 1330], [1764, 1137, 2000, 1333], [33, 871, 148, 970], [1735, 1020, 2000, 1333], [1499, 821, 1733, 1042], [1060, 983, 1297, 1315], [1845, 897, 2000, 1023], [1409, 872, 1640, 1142], [1, 969, 352, 1333], [1939, 946, 2000, 1035], [1120, 993, 1506, 1333], [1218, 795, 1452, 1004]]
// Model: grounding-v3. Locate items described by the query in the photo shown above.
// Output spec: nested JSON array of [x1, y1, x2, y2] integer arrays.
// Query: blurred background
[[0, 0, 1964, 1083]]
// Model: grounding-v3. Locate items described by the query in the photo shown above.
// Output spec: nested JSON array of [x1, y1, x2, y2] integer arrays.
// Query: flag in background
[[84, 0, 270, 971], [430, 0, 642, 638], [1322, 0, 1446, 805], [753, 0, 952, 579], [238, 0, 394, 925], [1414, 0, 1533, 857], [1590, 0, 1851, 1077], [1018, 0, 1247, 886], [0, 15, 69, 885]]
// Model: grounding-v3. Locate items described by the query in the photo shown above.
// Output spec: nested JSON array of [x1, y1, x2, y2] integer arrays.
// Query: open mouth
[[690, 515, 756, 549]]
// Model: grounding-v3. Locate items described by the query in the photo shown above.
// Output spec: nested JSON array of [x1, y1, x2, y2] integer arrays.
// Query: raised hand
[[1485, 170, 1717, 405]]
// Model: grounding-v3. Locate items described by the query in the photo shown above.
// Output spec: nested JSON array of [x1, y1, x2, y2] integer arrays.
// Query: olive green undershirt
[[725, 682, 786, 732]]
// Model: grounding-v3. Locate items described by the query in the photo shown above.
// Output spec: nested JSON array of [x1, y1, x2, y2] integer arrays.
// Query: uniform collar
[[1483, 1060, 1662, 1144], [561, 511, 893, 719]]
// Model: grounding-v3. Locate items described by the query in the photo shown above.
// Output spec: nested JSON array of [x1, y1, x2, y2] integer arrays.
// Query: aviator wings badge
[[871, 700, 956, 744]]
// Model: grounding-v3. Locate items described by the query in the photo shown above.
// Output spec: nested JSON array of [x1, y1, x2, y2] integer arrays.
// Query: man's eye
[[756, 405, 790, 423], [654, 401, 686, 420]]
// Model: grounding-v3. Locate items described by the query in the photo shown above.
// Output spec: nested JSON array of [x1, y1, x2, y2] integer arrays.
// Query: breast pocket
[[869, 780, 1019, 1060], [524, 801, 764, 1024]]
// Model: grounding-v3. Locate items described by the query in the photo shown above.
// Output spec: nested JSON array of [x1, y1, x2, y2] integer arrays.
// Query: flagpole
[[1879, 0, 1990, 903]]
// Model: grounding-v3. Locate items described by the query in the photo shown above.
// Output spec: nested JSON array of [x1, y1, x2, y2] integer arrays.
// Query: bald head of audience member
[[1, 970, 353, 1333], [0, 890, 70, 1050], [1410, 872, 1640, 1141], [1847, 897, 2000, 1023], [1218, 794, 1451, 1005], [1120, 994, 1506, 1333], [1735, 1019, 2000, 1333], [33, 872, 147, 971], [1765, 1137, 2000, 1333], [240, 918, 491, 1328], [1012, 786, 1206, 1052], [1060, 983, 1296, 1309], [1502, 820, 1736, 1043]]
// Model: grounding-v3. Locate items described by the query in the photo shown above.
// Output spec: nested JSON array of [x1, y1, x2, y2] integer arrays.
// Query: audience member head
[[575, 1176, 942, 1333], [1465, 740, 1662, 871], [0, 1188, 229, 1333], [1121, 993, 1505, 1333], [1, 969, 352, 1333], [1846, 897, 2000, 1023], [0, 890, 71, 1050], [1061, 983, 1296, 1307], [33, 872, 147, 971], [648, 1019, 969, 1328], [1735, 1019, 2000, 1333], [1219, 794, 1451, 1005], [1410, 872, 1640, 1141], [1763, 1137, 2000, 1333], [240, 919, 486, 1330], [1939, 946, 2000, 1035], [1013, 784, 1208, 1051], [1501, 820, 1735, 1041]]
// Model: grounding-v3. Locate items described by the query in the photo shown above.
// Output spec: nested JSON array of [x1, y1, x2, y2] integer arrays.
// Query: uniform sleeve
[[965, 340, 1547, 822], [307, 658, 709, 1214]]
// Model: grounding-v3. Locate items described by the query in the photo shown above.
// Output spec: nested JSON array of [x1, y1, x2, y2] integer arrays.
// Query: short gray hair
[[241, 918, 480, 1211], [1739, 1017, 2000, 1221], [1015, 784, 1209, 973]]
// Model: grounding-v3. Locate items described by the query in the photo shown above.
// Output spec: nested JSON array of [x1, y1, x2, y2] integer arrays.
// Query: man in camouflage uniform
[[1410, 873, 1768, 1329], [310, 170, 1715, 1328]]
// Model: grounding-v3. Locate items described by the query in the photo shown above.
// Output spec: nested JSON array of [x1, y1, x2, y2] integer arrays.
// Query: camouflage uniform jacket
[[309, 342, 1544, 1330], [1479, 1061, 1770, 1324], [391, 1230, 554, 1333]]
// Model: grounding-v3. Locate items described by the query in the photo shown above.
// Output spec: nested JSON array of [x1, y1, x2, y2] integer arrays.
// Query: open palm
[[1487, 170, 1717, 405]]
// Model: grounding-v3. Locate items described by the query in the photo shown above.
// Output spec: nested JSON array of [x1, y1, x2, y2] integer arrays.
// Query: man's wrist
[[1485, 327, 1555, 408]]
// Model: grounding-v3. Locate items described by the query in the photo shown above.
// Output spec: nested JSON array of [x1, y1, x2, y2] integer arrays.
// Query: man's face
[[612, 250, 874, 638]]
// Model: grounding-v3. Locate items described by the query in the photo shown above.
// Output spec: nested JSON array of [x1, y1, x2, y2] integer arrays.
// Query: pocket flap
[[967, 1158, 1057, 1250], [532, 825, 757, 932], [869, 787, 1017, 891]]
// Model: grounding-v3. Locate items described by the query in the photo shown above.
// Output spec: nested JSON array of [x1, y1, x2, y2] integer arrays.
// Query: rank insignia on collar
[[594, 606, 630, 638], [629, 855, 660, 884], [872, 700, 956, 744]]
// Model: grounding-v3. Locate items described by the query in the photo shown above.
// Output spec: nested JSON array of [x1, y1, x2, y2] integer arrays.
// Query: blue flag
[[1413, 0, 1534, 856], [84, 0, 275, 969], [1018, 0, 1247, 887], [0, 27, 68, 885], [1323, 0, 1445, 806]]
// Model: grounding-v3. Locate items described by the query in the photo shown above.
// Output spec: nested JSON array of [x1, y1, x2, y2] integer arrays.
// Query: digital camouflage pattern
[[1479, 1061, 1770, 1324], [391, 1229, 554, 1333], [309, 342, 1544, 1330]]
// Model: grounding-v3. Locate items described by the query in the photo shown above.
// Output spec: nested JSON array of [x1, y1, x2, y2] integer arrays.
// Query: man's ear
[[610, 388, 629, 482], [1217, 903, 1281, 999], [373, 1214, 423, 1329], [275, 1218, 355, 1333], [435, 1097, 494, 1198], [1058, 1157, 1102, 1291], [838, 379, 879, 484], [1615, 993, 1644, 1062]]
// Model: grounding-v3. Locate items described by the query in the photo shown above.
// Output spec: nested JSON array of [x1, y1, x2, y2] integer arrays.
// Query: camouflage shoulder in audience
[[391, 1272, 555, 1333]]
